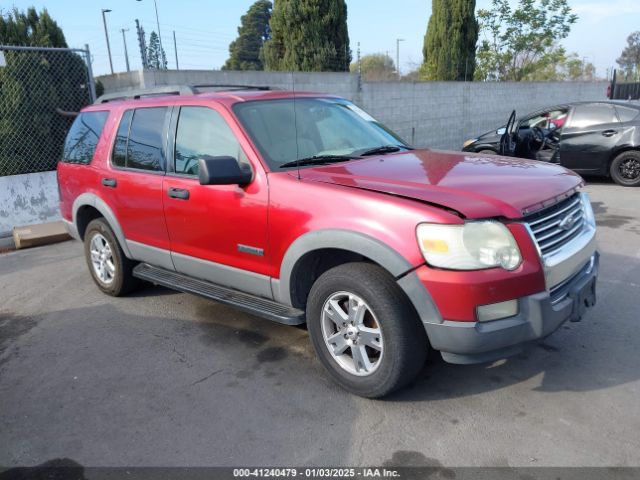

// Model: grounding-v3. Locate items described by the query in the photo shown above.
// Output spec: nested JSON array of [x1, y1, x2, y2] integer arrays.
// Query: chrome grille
[[525, 194, 585, 256]]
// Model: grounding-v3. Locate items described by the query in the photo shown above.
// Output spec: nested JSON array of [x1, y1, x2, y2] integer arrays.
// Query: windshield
[[233, 97, 408, 170]]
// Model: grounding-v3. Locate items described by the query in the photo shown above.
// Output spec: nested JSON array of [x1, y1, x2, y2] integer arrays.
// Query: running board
[[133, 263, 305, 325]]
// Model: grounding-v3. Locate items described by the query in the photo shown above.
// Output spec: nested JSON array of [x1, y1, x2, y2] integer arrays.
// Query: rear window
[[111, 107, 167, 172], [569, 104, 618, 128], [61, 111, 109, 164], [616, 106, 640, 122]]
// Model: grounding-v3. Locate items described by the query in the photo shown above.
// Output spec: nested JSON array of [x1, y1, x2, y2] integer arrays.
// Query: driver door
[[499, 110, 517, 156], [162, 104, 272, 298]]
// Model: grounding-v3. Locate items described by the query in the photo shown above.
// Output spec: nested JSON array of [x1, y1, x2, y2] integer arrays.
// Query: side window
[[569, 104, 618, 129], [61, 111, 109, 164], [127, 107, 167, 171], [112, 110, 132, 168], [616, 106, 640, 123], [174, 106, 245, 176]]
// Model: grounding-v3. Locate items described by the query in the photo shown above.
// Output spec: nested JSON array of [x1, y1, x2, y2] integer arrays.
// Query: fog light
[[477, 300, 519, 322]]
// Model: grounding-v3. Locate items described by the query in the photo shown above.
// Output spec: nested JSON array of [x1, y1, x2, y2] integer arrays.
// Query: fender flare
[[72, 193, 132, 258], [274, 229, 413, 305], [274, 229, 442, 326]]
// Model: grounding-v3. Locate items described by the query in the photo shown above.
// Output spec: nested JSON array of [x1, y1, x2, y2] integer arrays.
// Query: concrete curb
[[12, 221, 71, 250], [0, 234, 16, 251]]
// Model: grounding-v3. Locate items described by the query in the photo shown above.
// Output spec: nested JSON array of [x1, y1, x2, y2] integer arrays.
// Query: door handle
[[167, 187, 190, 200], [602, 130, 618, 137], [101, 178, 117, 188]]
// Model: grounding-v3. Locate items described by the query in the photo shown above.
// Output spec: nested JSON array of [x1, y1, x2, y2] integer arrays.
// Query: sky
[[1, 0, 639, 78]]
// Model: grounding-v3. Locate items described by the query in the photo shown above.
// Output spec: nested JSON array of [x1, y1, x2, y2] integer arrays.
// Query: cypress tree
[[422, 0, 478, 80], [263, 0, 351, 72], [147, 31, 167, 70], [223, 0, 272, 71]]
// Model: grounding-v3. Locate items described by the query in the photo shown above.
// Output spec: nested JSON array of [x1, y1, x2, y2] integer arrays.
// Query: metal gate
[[0, 45, 96, 176], [611, 82, 640, 101]]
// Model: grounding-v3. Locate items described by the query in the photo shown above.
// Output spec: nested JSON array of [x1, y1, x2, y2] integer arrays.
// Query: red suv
[[57, 86, 598, 397]]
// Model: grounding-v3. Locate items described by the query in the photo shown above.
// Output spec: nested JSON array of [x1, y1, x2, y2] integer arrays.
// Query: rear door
[[100, 106, 173, 269], [162, 104, 271, 298], [559, 103, 620, 173]]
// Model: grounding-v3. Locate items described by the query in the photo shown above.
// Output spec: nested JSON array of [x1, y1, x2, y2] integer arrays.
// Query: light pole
[[173, 30, 179, 70], [396, 38, 405, 80], [121, 28, 131, 72], [101, 9, 114, 74], [137, 0, 166, 68]]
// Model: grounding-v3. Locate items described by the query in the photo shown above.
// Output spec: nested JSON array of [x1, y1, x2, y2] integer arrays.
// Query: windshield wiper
[[356, 145, 413, 157], [278, 155, 355, 169]]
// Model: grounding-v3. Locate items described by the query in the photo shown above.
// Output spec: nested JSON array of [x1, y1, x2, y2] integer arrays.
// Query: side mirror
[[198, 156, 252, 186]]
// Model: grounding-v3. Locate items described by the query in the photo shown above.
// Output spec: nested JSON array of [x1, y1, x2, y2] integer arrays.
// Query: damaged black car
[[462, 101, 640, 186]]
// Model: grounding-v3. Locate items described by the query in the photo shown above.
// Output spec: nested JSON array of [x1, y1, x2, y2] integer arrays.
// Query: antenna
[[291, 71, 301, 180]]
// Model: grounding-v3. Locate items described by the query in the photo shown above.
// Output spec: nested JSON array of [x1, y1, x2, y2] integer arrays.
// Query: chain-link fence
[[0, 45, 96, 177]]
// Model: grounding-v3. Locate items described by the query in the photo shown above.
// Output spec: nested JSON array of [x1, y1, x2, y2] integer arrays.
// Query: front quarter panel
[[268, 173, 463, 304]]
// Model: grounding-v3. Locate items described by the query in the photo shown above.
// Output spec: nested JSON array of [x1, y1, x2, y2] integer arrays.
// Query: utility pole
[[101, 9, 114, 74], [173, 30, 179, 70], [396, 38, 405, 80], [135, 19, 148, 69], [121, 28, 131, 72], [153, 0, 166, 67]]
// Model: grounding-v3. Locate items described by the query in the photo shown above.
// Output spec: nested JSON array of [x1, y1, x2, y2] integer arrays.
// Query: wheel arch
[[273, 230, 442, 329], [72, 193, 132, 258], [274, 230, 414, 308], [474, 145, 499, 154]]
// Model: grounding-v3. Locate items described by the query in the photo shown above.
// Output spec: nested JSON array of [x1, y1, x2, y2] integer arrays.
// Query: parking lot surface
[[1, 181, 639, 468]]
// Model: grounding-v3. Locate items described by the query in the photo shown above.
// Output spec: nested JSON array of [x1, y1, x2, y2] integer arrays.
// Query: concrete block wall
[[98, 70, 359, 102], [362, 81, 607, 150]]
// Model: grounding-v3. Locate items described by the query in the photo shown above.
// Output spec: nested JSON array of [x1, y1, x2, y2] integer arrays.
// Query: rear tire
[[610, 151, 640, 187], [84, 218, 139, 296], [306, 263, 428, 398], [477, 149, 497, 155]]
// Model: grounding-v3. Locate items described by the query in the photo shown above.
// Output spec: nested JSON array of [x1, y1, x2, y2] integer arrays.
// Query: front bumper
[[421, 252, 598, 364]]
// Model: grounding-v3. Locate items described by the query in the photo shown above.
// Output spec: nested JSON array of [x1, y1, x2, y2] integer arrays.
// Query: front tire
[[84, 218, 139, 296], [610, 151, 640, 187], [306, 263, 428, 398]]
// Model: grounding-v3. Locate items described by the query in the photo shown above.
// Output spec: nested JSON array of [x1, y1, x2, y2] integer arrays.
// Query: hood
[[299, 149, 583, 219]]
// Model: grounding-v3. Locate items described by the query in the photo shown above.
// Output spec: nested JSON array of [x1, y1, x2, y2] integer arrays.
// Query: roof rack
[[192, 84, 272, 92], [95, 84, 273, 104]]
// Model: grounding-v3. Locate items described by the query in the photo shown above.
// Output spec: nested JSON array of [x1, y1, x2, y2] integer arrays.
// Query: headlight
[[463, 138, 477, 148], [417, 221, 522, 271], [580, 192, 596, 227]]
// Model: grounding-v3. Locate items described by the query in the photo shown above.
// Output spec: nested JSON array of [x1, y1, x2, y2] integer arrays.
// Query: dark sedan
[[462, 101, 640, 186]]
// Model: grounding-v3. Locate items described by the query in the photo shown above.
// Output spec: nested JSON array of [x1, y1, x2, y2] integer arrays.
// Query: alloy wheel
[[619, 157, 640, 181], [89, 233, 116, 285], [321, 291, 383, 376]]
